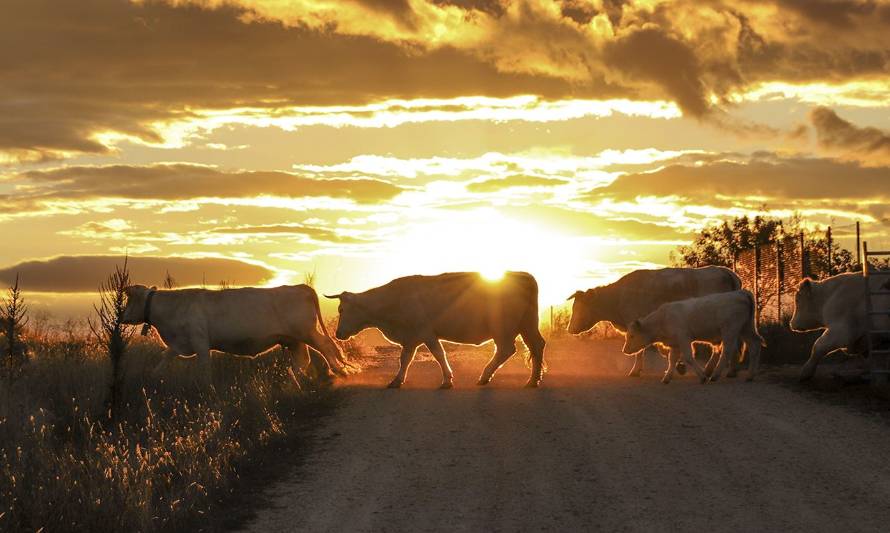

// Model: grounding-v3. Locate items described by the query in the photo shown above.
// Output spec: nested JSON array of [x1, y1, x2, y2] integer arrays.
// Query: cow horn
[[567, 290, 583, 301], [324, 293, 343, 299]]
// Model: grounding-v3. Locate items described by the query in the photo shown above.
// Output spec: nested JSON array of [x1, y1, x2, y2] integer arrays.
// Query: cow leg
[[477, 339, 517, 386], [306, 329, 347, 377], [425, 339, 454, 389], [627, 351, 644, 377], [744, 336, 763, 382], [389, 344, 419, 389], [726, 343, 740, 378], [681, 343, 708, 384], [710, 339, 738, 382], [661, 347, 678, 384], [703, 345, 721, 378], [800, 329, 846, 381], [193, 343, 213, 390], [520, 329, 546, 388]]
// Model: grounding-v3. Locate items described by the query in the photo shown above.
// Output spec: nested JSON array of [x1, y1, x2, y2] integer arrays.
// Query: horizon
[[3, 0, 890, 318]]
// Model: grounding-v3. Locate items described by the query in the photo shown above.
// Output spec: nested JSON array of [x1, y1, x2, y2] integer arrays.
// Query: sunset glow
[[2, 0, 890, 318]]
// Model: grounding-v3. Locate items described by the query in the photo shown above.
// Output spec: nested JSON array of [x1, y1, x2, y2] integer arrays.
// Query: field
[[0, 324, 347, 532]]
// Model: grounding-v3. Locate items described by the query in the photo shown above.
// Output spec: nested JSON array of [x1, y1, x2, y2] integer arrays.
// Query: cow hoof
[[661, 377, 671, 385], [476, 378, 491, 386], [524, 380, 540, 389], [676, 362, 687, 375], [700, 376, 708, 384], [439, 382, 454, 390], [798, 373, 814, 383], [627, 370, 641, 378], [708, 376, 719, 383], [386, 380, 403, 389]]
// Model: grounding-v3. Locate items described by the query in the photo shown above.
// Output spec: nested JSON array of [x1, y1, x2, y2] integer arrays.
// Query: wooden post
[[754, 245, 761, 325], [800, 231, 806, 279], [827, 226, 833, 276], [776, 239, 782, 323], [856, 221, 861, 268]]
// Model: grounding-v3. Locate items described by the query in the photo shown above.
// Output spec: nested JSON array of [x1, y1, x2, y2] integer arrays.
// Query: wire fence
[[735, 221, 889, 324]]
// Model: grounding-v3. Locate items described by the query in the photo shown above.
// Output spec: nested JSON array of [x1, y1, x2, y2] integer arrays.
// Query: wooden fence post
[[776, 238, 782, 322], [754, 245, 761, 325]]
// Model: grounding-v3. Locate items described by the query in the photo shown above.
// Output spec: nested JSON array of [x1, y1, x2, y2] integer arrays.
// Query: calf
[[622, 290, 764, 384]]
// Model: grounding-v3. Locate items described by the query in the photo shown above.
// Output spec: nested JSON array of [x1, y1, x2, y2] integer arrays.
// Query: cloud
[[4, 164, 403, 217], [591, 152, 890, 204], [0, 255, 275, 292], [466, 174, 570, 192], [4, 0, 890, 161], [809, 106, 890, 163], [209, 223, 369, 244]]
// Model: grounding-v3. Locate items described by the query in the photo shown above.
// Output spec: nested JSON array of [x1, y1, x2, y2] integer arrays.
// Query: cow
[[121, 284, 346, 386], [567, 266, 742, 378], [622, 290, 765, 384], [790, 272, 890, 381], [326, 271, 546, 389]]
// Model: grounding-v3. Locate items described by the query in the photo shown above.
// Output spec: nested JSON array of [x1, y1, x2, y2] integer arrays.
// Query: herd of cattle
[[120, 265, 881, 388]]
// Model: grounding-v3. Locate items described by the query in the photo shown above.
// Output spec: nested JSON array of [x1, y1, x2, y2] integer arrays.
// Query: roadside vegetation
[[0, 263, 355, 532]]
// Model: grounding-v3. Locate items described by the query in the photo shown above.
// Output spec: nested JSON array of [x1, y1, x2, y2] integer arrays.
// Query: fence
[[735, 222, 890, 324]]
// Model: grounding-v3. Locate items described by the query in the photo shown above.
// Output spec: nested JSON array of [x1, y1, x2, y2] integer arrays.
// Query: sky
[[2, 0, 890, 317]]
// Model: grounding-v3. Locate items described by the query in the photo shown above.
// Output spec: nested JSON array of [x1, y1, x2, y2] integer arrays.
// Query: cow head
[[122, 284, 151, 325], [325, 292, 367, 340], [790, 278, 821, 332], [622, 319, 653, 355], [567, 288, 603, 334]]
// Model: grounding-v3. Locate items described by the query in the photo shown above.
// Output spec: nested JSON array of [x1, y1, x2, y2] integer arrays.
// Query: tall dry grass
[[0, 324, 338, 532]]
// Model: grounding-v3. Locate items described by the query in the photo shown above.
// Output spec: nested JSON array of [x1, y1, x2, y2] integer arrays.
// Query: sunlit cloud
[[735, 80, 890, 108]]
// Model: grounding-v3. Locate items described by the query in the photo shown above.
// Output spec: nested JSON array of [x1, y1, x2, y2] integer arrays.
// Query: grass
[[0, 325, 342, 532]]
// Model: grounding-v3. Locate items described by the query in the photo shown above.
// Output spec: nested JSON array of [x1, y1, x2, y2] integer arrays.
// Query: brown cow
[[327, 271, 545, 388]]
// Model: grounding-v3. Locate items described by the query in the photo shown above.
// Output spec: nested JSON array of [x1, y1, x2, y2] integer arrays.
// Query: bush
[[759, 321, 820, 366], [0, 329, 333, 532]]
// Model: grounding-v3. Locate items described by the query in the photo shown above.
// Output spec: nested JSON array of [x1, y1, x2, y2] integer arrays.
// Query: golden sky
[[2, 0, 890, 316]]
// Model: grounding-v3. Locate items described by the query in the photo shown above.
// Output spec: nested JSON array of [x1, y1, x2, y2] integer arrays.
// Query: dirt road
[[241, 339, 890, 532]]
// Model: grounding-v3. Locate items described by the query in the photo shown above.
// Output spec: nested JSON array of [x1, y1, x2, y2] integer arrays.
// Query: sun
[[378, 207, 585, 304], [480, 267, 506, 281]]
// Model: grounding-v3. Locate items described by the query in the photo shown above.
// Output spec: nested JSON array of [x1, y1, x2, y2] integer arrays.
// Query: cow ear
[[567, 290, 583, 301], [150, 285, 158, 291], [630, 319, 641, 331], [800, 278, 812, 291]]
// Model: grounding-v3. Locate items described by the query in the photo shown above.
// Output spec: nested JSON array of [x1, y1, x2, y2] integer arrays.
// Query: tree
[[89, 258, 134, 418], [1, 273, 28, 377], [670, 215, 787, 268]]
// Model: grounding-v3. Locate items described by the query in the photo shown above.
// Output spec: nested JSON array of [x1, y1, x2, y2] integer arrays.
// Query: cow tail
[[309, 288, 347, 364]]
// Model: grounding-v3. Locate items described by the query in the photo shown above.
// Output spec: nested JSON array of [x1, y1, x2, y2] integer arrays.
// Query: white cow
[[122, 284, 346, 386], [790, 272, 890, 381], [622, 290, 765, 384]]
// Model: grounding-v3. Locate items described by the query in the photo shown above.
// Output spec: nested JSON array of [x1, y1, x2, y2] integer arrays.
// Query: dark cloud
[[5, 164, 403, 214], [604, 27, 709, 117], [809, 106, 890, 162], [591, 152, 890, 203], [466, 174, 569, 192], [0, 0, 597, 162], [0, 255, 274, 292]]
